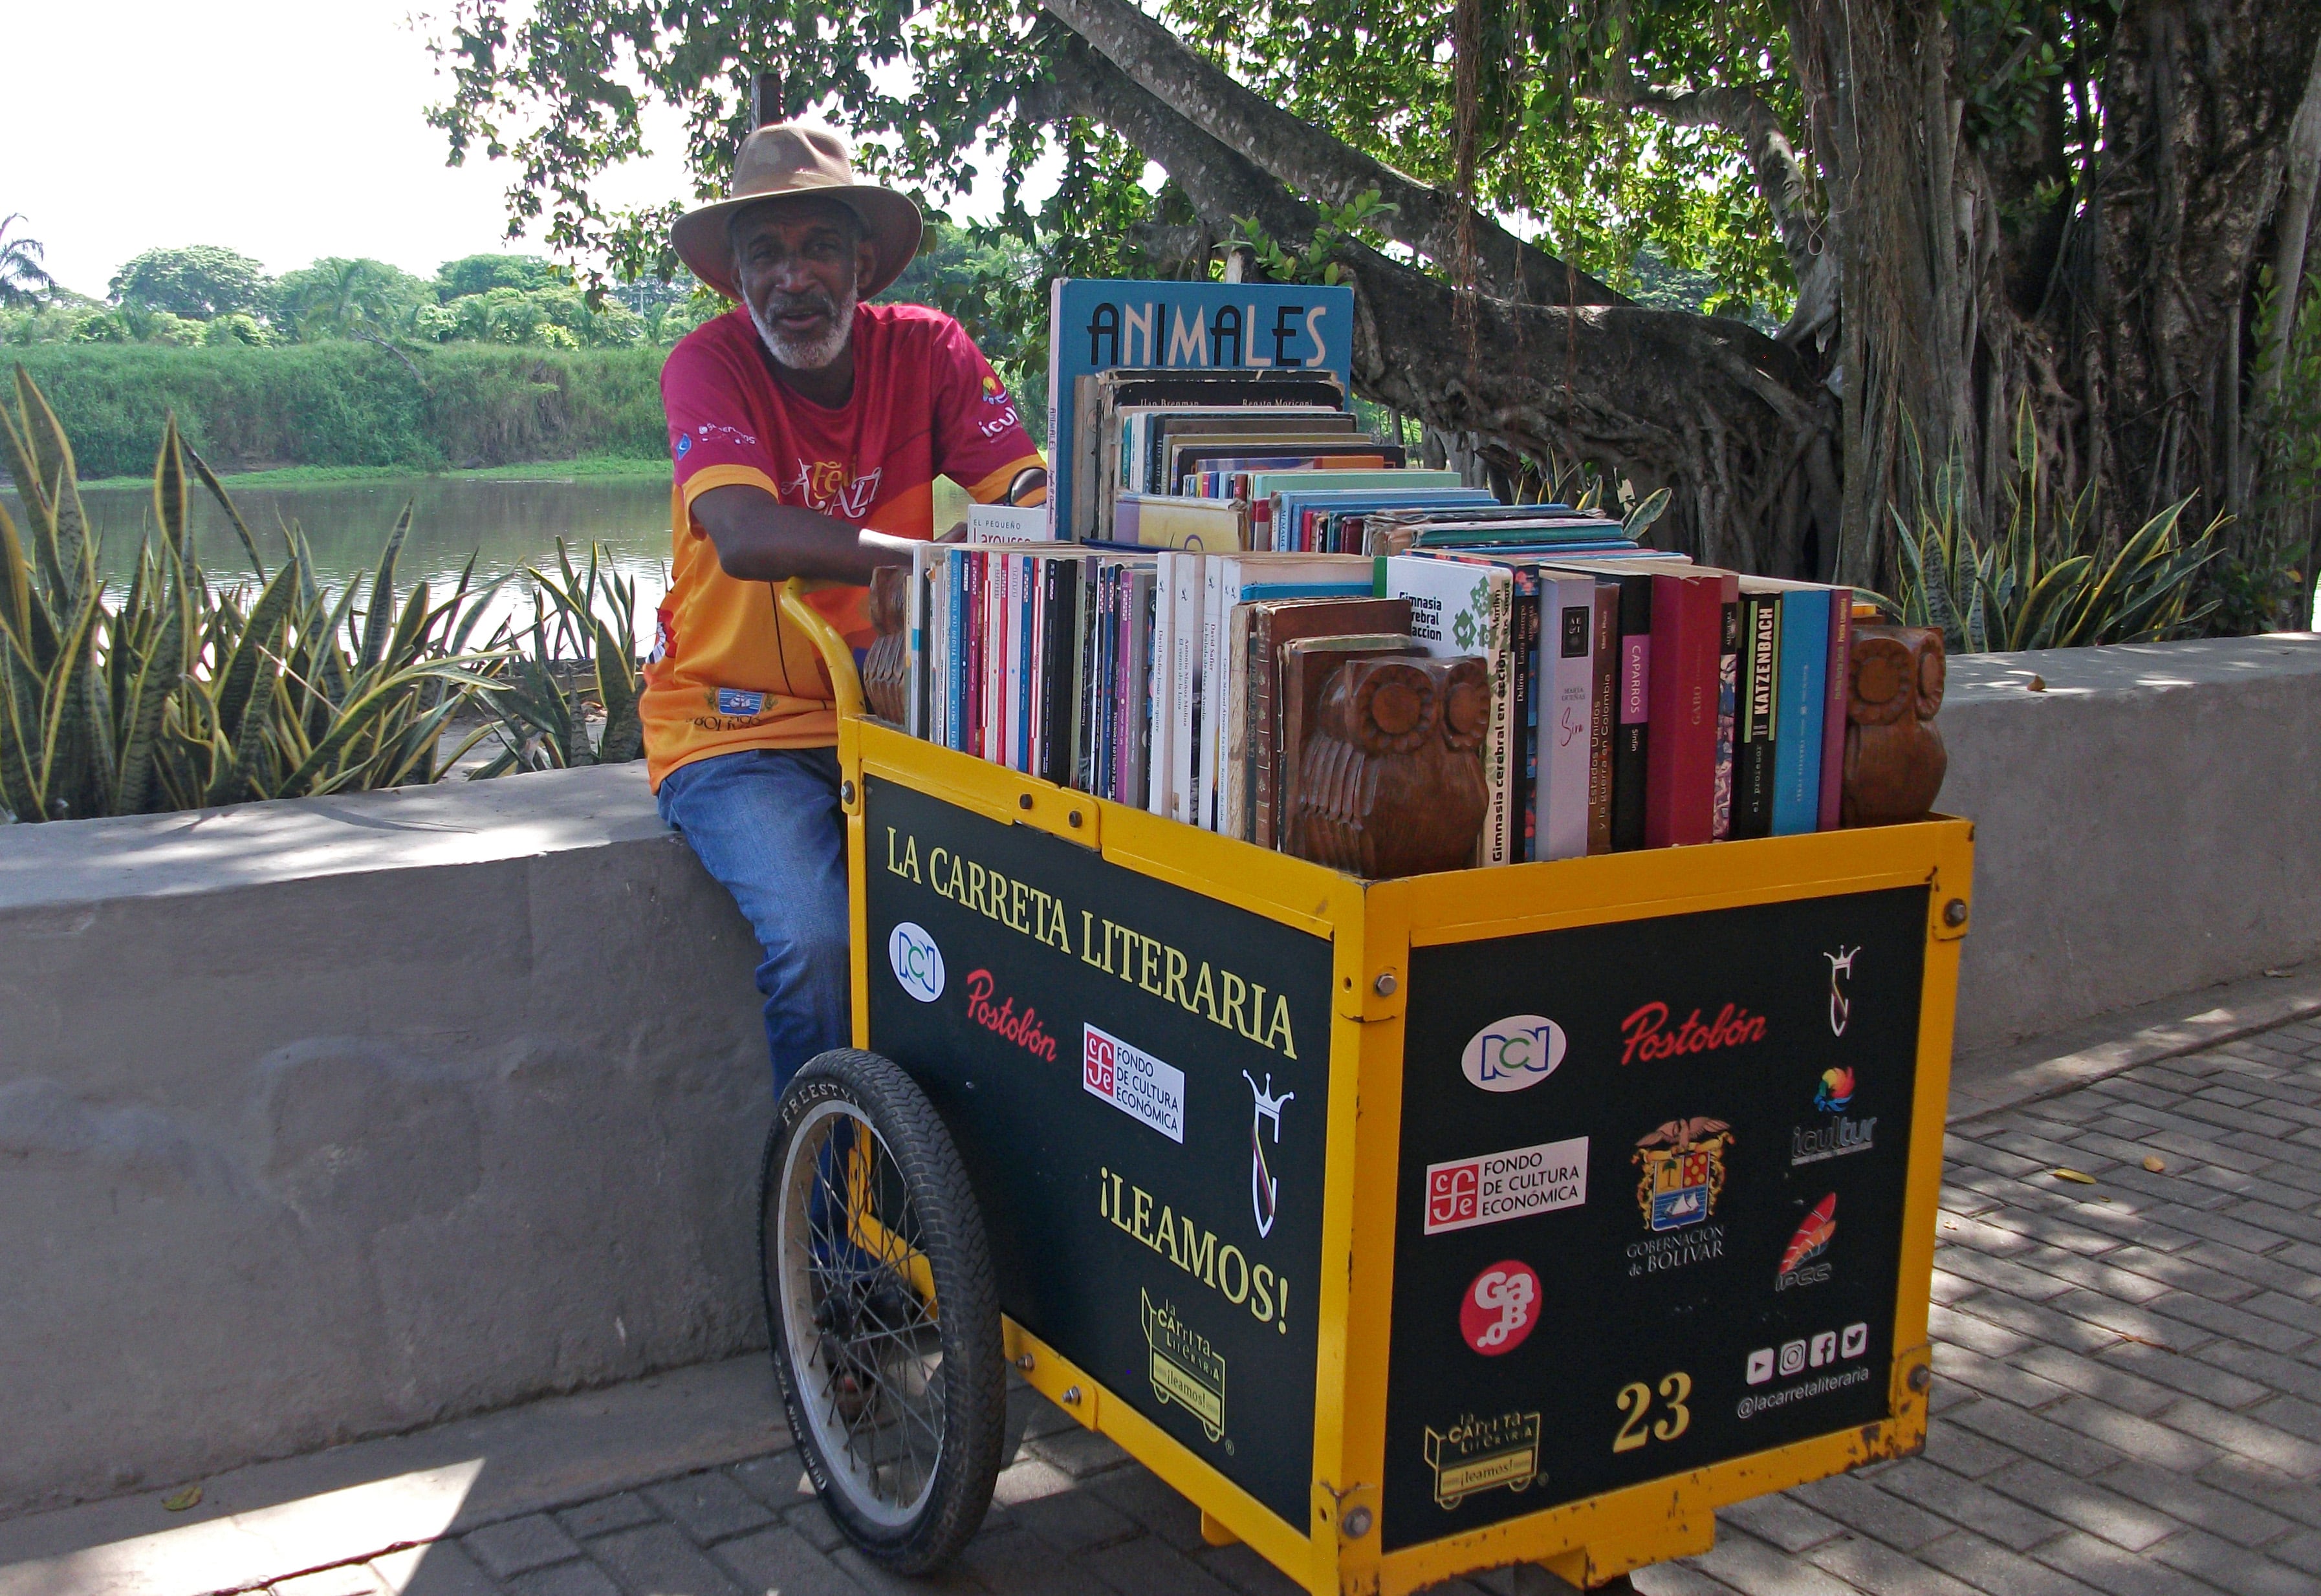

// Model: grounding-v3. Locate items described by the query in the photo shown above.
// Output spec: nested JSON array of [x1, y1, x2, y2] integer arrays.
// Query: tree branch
[[1036, 0, 1628, 307]]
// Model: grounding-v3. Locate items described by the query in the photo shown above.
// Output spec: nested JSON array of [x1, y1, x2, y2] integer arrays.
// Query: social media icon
[[1746, 1348, 1774, 1385], [1810, 1331, 1837, 1367], [1779, 1339, 1807, 1376], [1842, 1322, 1868, 1358]]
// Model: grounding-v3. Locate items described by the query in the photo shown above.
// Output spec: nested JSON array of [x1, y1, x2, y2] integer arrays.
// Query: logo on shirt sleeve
[[674, 433, 693, 458]]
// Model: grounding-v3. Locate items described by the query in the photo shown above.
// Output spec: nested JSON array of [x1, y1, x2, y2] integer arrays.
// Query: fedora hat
[[671, 123, 923, 301]]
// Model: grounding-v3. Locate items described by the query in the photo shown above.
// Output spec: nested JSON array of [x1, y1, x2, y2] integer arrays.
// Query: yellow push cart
[[757, 583, 1971, 1592]]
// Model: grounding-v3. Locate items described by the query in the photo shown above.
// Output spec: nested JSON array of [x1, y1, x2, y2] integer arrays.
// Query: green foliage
[[274, 257, 434, 341], [1886, 401, 2222, 652], [468, 539, 647, 775], [436, 253, 560, 298], [0, 368, 505, 821], [0, 217, 56, 312], [3, 343, 668, 479], [109, 246, 271, 319], [2240, 266, 2321, 631], [1228, 191, 1399, 286]]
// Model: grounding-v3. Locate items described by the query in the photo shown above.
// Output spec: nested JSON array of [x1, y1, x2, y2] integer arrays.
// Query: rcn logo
[[1461, 1015, 1567, 1094], [887, 922, 945, 1003]]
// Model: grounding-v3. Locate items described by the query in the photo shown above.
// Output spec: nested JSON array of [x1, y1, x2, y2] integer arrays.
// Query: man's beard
[[750, 282, 856, 372]]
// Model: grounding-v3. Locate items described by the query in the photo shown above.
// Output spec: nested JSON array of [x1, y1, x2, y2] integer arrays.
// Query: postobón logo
[[1459, 1260, 1541, 1356], [1461, 1015, 1566, 1093], [887, 922, 944, 1003]]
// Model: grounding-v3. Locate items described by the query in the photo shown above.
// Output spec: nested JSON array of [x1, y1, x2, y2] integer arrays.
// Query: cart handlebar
[[779, 576, 867, 724]]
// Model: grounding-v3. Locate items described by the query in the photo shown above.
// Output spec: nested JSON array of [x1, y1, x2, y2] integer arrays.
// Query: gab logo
[[887, 922, 944, 1003], [1461, 1014, 1567, 1093], [1459, 1260, 1541, 1357]]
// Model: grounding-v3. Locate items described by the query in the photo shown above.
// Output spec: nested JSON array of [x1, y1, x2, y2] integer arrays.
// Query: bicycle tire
[[759, 1048, 1005, 1573]]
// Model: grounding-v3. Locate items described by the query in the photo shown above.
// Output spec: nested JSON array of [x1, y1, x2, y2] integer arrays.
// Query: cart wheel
[[759, 1048, 1005, 1573]]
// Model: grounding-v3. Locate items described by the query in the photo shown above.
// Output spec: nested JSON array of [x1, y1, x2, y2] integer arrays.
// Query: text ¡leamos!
[[1100, 1167, 1290, 1332], [884, 826, 1298, 1059]]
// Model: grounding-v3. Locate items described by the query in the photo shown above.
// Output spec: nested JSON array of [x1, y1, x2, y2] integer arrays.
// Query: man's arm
[[692, 484, 924, 584]]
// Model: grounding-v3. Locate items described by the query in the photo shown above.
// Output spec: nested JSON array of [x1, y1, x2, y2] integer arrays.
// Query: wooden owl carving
[[1289, 656, 1491, 878], [1842, 623, 1947, 826], [861, 564, 910, 725]]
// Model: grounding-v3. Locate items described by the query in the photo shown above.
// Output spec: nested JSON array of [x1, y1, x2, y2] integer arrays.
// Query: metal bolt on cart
[[759, 577, 1971, 1592]]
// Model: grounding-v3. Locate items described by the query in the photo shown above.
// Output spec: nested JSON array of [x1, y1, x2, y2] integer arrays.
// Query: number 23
[[1612, 1372, 1692, 1452]]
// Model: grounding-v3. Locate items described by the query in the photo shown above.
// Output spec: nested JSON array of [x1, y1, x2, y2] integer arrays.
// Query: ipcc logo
[[888, 922, 945, 1003], [1461, 1015, 1567, 1093]]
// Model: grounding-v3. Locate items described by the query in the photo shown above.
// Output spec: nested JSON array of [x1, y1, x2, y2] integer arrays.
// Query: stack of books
[[880, 277, 1860, 871]]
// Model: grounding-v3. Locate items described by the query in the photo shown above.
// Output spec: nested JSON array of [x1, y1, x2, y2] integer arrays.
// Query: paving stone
[[2230, 1290, 2321, 1337], [1628, 1561, 1743, 1596], [558, 1493, 661, 1541], [1800, 1531, 1989, 1596], [1079, 1536, 1248, 1596], [1950, 1204, 2126, 1257], [2095, 1458, 2295, 1548], [2229, 1199, 2321, 1248], [2174, 1098, 2311, 1139], [1087, 1465, 1210, 1550], [950, 1523, 1120, 1595], [2196, 1456, 2321, 1534], [588, 1522, 746, 1595], [1933, 1247, 2077, 1302], [2175, 1237, 2320, 1300], [1919, 1421, 2024, 1480], [1869, 1458, 2065, 1551], [2029, 1529, 2225, 1596], [1943, 1400, 2126, 1478], [2159, 1395, 2321, 1477], [783, 1500, 850, 1554], [2144, 1529, 2318, 1596], [2042, 1285, 2216, 1351], [1930, 1343, 2076, 1410], [1934, 1291, 2121, 1355], [1186, 1540, 1311, 1596], [2194, 1339, 2321, 1406], [2010, 1344, 2177, 1416], [1983, 1458, 2183, 1552], [710, 1524, 866, 1596], [825, 1544, 981, 1595], [2037, 1393, 2227, 1472], [1683, 1526, 1860, 1596], [2097, 1338, 2274, 1408], [1912, 1529, 2108, 1596], [1926, 1301, 2032, 1359], [643, 1470, 780, 1544], [726, 1450, 812, 1510], [1716, 1490, 1846, 1553], [1025, 1423, 1135, 1478], [270, 1564, 391, 1596], [992, 1453, 1078, 1507], [2272, 1527, 2321, 1575], [1005, 1477, 1139, 1552], [2252, 1392, 2321, 1447], [505, 1564, 623, 1596], [463, 1515, 587, 1579], [370, 1541, 499, 1596]]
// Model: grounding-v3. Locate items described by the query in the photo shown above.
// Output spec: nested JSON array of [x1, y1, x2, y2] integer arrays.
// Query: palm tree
[[0, 215, 56, 310]]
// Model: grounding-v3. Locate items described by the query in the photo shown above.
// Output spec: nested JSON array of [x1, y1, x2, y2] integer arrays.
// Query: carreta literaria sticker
[[1142, 1291, 1226, 1442], [1422, 1410, 1542, 1509]]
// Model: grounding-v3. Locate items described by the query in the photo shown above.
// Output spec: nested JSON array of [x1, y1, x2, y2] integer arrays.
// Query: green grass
[[74, 451, 673, 492]]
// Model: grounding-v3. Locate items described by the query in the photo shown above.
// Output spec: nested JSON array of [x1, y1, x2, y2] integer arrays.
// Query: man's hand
[[693, 484, 921, 583]]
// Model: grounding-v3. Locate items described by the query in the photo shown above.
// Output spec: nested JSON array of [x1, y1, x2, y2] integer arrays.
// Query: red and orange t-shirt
[[643, 301, 1044, 787]]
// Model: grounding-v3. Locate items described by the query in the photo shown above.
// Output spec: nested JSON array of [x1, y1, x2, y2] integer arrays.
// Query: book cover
[[1771, 585, 1829, 836], [1641, 566, 1736, 848], [1713, 598, 1740, 840], [1380, 555, 1514, 865], [1078, 372, 1347, 541], [1818, 590, 1852, 830], [1586, 582, 1618, 854], [1047, 283, 1356, 537], [1733, 584, 1782, 839], [1546, 564, 1653, 850], [1543, 574, 1596, 861]]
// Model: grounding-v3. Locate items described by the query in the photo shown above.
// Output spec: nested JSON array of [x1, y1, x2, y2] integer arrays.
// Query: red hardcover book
[[1816, 589, 1853, 830], [1644, 566, 1738, 847]]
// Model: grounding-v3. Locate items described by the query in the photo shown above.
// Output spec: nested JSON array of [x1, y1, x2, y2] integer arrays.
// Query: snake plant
[[0, 365, 505, 821]]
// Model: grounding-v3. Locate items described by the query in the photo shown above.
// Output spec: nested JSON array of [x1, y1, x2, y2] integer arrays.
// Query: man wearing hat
[[646, 122, 1045, 1094]]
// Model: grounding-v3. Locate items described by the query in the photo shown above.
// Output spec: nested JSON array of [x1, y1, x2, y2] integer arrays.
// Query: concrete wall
[[0, 770, 769, 1515], [1, 633, 2315, 1515], [1941, 634, 2321, 1051]]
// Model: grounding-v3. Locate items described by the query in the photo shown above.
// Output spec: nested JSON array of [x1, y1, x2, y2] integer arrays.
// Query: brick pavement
[[276, 1017, 2321, 1596]]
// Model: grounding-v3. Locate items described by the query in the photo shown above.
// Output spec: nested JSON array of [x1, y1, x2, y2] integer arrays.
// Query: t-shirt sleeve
[[926, 316, 1047, 504], [662, 334, 779, 517]]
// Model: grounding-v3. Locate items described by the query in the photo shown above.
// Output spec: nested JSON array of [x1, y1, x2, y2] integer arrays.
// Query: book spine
[[1071, 560, 1095, 789], [1734, 592, 1780, 838], [1135, 576, 1159, 807], [1818, 590, 1851, 830], [968, 552, 985, 760], [1509, 571, 1539, 861], [1252, 609, 1279, 848], [1643, 572, 1720, 848], [1199, 560, 1225, 829], [1587, 584, 1618, 854], [1771, 589, 1830, 836], [948, 550, 965, 751], [1547, 579, 1595, 861], [1713, 598, 1739, 840], [1483, 572, 1514, 866], [1611, 574, 1653, 850]]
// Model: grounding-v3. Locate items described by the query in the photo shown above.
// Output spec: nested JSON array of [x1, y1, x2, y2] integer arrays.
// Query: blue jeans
[[657, 747, 851, 1095]]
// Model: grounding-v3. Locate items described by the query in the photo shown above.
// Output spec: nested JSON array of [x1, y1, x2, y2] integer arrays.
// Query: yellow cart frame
[[784, 584, 1972, 1594]]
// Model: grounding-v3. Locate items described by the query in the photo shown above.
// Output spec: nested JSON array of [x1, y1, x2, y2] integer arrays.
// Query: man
[[649, 123, 1045, 1094]]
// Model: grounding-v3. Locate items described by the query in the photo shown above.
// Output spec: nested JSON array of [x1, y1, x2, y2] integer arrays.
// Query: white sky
[[7, 0, 1027, 298]]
